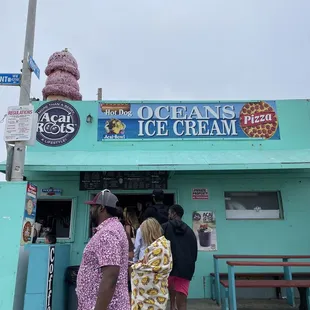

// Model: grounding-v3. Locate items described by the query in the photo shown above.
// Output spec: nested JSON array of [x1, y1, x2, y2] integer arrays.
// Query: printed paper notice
[[4, 105, 34, 142], [192, 188, 209, 200]]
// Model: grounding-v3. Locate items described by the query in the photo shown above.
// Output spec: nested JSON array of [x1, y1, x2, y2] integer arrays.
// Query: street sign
[[28, 55, 40, 79], [0, 73, 21, 86], [4, 105, 34, 142]]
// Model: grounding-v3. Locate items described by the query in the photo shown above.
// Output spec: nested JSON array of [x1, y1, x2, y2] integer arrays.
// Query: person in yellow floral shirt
[[131, 218, 172, 310]]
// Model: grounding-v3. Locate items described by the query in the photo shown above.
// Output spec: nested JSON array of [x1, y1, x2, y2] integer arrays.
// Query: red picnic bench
[[212, 254, 310, 305], [221, 261, 310, 310]]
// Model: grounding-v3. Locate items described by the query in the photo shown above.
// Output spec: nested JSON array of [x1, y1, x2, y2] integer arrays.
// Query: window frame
[[36, 196, 77, 243], [224, 190, 284, 220]]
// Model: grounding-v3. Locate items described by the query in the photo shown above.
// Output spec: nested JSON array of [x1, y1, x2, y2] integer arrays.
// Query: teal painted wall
[[29, 100, 310, 153], [0, 182, 28, 310], [171, 172, 310, 298], [28, 170, 310, 299]]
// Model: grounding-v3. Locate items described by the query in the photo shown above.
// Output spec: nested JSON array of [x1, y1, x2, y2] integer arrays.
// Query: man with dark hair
[[141, 189, 169, 224], [76, 189, 130, 310], [44, 233, 56, 244], [162, 204, 198, 310]]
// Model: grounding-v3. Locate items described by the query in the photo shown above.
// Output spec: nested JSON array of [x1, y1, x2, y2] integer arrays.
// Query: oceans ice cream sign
[[97, 101, 280, 140]]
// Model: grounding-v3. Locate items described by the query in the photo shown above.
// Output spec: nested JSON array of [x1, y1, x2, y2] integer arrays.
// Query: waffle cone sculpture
[[42, 48, 82, 101]]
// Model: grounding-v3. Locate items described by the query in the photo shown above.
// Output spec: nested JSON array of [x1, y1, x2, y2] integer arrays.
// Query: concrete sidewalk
[[171, 299, 301, 309]]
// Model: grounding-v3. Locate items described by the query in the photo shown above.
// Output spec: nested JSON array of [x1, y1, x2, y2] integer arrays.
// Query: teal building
[[1, 99, 310, 309]]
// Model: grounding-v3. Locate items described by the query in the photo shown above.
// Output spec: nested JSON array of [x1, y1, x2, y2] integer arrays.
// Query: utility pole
[[10, 0, 37, 181], [97, 88, 102, 100]]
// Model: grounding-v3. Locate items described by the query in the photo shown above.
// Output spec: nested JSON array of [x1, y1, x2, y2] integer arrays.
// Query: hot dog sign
[[97, 101, 280, 140]]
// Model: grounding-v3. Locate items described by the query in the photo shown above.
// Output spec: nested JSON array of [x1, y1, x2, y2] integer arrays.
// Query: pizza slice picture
[[239, 101, 278, 139]]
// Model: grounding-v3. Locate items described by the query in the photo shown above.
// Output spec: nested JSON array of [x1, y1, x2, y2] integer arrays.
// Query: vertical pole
[[97, 88, 102, 100], [10, 0, 37, 181], [228, 265, 237, 310], [221, 286, 229, 310], [214, 256, 221, 304], [306, 287, 310, 310], [283, 261, 295, 307]]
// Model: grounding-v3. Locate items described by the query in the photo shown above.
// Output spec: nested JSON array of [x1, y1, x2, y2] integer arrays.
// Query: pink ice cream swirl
[[42, 49, 82, 100]]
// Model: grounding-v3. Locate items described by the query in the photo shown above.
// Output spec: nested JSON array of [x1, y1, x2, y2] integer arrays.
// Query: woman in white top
[[133, 227, 147, 262]]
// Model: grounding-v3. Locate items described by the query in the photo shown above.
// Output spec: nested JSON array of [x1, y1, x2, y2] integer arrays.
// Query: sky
[[0, 0, 310, 178]]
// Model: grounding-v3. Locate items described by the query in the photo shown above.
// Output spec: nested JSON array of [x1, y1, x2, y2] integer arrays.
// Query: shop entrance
[[88, 192, 175, 238]]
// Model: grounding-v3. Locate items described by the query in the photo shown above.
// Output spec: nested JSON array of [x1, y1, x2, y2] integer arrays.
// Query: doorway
[[88, 192, 175, 238], [117, 193, 175, 211]]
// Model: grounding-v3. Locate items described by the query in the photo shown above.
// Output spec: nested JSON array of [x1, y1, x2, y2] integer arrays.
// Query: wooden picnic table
[[225, 261, 310, 310], [213, 254, 310, 305]]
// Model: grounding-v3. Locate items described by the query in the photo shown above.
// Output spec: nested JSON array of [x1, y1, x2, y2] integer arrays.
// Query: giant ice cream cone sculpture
[[42, 48, 82, 101]]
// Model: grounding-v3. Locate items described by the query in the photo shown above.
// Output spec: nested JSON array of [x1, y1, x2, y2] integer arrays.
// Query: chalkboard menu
[[79, 171, 168, 191], [80, 172, 103, 190]]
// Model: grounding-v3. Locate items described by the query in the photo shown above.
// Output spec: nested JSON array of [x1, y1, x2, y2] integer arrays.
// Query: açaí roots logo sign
[[36, 100, 80, 147]]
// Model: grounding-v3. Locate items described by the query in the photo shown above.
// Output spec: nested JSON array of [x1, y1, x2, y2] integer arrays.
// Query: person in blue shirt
[[134, 190, 169, 262], [133, 227, 147, 263]]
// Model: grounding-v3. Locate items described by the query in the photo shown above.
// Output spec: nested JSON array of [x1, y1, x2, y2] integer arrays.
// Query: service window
[[224, 191, 283, 220], [35, 199, 73, 239]]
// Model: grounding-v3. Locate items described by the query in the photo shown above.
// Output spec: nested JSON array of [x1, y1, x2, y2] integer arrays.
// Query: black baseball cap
[[152, 189, 164, 197]]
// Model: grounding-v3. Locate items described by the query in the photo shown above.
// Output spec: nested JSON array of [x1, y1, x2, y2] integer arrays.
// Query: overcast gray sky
[[1, 0, 310, 178]]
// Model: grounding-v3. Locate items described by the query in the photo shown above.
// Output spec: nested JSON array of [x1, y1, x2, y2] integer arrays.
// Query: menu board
[[79, 171, 168, 191], [80, 172, 103, 190], [102, 171, 124, 189]]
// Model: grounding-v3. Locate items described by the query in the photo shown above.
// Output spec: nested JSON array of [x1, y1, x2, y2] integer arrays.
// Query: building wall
[[21, 99, 310, 299], [30, 170, 310, 299], [171, 172, 310, 298]]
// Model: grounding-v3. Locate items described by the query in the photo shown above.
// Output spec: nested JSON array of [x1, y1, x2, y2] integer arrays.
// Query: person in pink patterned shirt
[[76, 189, 130, 310]]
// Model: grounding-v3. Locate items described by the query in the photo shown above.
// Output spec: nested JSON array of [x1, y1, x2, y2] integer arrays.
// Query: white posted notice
[[4, 105, 34, 142], [192, 188, 209, 200]]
